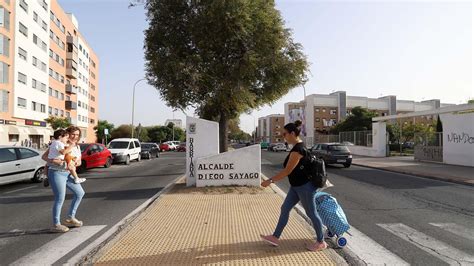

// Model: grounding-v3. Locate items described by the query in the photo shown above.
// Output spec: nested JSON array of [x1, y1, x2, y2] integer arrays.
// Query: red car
[[78, 143, 113, 173], [159, 143, 170, 152], [176, 143, 186, 152]]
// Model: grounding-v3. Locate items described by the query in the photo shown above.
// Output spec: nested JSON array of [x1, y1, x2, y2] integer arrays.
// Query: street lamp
[[131, 78, 146, 138]]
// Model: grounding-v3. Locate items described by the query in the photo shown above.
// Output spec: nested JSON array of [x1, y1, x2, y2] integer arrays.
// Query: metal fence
[[339, 130, 373, 147], [414, 132, 443, 147]]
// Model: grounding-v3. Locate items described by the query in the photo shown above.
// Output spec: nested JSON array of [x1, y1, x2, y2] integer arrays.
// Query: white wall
[[368, 99, 389, 110], [195, 145, 261, 187], [76, 36, 90, 129], [397, 100, 415, 112], [441, 112, 474, 167], [347, 96, 368, 108], [348, 122, 387, 157], [313, 94, 338, 106], [13, 0, 51, 121], [186, 116, 219, 186]]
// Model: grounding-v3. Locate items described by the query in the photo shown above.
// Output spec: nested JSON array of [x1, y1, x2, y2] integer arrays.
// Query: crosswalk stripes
[[11, 225, 106, 266], [429, 223, 474, 242], [377, 223, 474, 265]]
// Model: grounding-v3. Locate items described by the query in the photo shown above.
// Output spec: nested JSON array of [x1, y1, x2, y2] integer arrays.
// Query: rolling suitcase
[[315, 191, 350, 247]]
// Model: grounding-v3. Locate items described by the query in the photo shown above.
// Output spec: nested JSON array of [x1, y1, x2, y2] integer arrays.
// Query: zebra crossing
[[342, 222, 474, 265]]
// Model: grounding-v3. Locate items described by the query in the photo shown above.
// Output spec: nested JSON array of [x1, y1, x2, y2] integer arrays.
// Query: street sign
[[104, 128, 109, 135]]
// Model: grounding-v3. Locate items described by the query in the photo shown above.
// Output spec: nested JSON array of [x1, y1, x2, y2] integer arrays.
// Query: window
[[18, 47, 27, 60], [19, 22, 27, 37], [32, 78, 37, 89], [48, 87, 52, 96], [42, 21, 47, 31], [48, 106, 52, 114], [316, 118, 320, 122], [18, 72, 27, 84], [40, 82, 46, 92], [315, 108, 320, 112], [39, 0, 48, 11], [322, 108, 326, 113], [8, 134, 19, 142], [91, 107, 95, 113], [54, 108, 58, 116], [32, 56, 37, 66], [60, 58, 64, 66], [60, 93, 64, 100], [49, 68, 53, 76], [54, 90, 58, 98], [31, 101, 37, 111], [0, 148, 17, 163], [49, 48, 53, 57], [0, 34, 9, 56], [60, 110, 64, 117], [19, 148, 38, 159], [19, 0, 28, 12], [33, 34, 38, 44], [33, 12, 38, 22], [0, 62, 8, 83], [330, 110, 337, 115], [17, 97, 26, 108], [41, 41, 46, 51], [41, 62, 46, 72], [0, 89, 8, 112], [50, 11, 54, 21], [0, 7, 10, 31]]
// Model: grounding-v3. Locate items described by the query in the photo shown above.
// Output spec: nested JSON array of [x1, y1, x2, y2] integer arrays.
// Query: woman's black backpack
[[300, 148, 327, 188]]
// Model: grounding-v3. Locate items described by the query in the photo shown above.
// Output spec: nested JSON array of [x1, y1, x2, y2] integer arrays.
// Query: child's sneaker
[[74, 178, 86, 184], [43, 177, 49, 187]]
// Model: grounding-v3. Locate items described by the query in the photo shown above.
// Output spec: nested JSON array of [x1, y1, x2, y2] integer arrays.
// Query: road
[[0, 152, 185, 265], [261, 150, 474, 266]]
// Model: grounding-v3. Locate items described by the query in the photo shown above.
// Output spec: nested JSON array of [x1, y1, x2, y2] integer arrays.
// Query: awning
[[28, 127, 40, 135], [8, 125, 20, 135]]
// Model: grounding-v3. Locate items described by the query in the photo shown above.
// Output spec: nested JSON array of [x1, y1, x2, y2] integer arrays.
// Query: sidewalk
[[91, 179, 340, 265], [352, 156, 474, 186]]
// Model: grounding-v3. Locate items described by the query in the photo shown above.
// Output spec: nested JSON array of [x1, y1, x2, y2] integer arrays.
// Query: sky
[[58, 0, 473, 134]]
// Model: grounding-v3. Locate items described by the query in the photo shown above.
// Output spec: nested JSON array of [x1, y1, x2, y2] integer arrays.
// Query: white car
[[164, 141, 178, 151], [0, 146, 45, 185], [107, 138, 141, 165], [273, 143, 288, 152]]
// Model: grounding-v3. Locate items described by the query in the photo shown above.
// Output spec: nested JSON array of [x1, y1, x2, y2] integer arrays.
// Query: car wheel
[[343, 163, 351, 168], [125, 156, 130, 165], [31, 167, 44, 183], [104, 157, 112, 168], [137, 154, 141, 162]]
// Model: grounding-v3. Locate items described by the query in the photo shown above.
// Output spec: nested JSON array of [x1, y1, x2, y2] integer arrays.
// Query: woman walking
[[42, 126, 85, 233], [260, 120, 326, 251]]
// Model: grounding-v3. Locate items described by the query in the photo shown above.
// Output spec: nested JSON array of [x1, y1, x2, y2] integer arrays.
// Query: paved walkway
[[93, 180, 340, 265], [352, 156, 474, 186]]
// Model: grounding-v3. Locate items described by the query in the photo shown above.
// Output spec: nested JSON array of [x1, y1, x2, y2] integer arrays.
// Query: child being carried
[[48, 129, 86, 184]]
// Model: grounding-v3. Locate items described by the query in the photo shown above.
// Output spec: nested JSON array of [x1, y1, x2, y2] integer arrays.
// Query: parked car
[[267, 143, 277, 151], [0, 146, 44, 185], [272, 143, 288, 152], [176, 143, 186, 152], [78, 143, 113, 173], [140, 143, 160, 159], [159, 143, 170, 152], [107, 138, 141, 165], [164, 141, 177, 151], [310, 143, 352, 168]]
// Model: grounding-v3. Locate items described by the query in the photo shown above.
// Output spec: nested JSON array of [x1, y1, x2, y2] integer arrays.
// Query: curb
[[69, 175, 185, 265], [261, 174, 351, 266], [351, 163, 473, 187]]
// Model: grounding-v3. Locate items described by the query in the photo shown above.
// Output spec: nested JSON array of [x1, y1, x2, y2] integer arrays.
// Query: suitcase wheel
[[336, 236, 347, 248], [326, 230, 335, 238]]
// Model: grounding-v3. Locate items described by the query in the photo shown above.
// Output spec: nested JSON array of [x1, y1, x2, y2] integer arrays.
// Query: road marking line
[[378, 223, 474, 265], [429, 223, 474, 242], [11, 225, 106, 266], [3, 185, 37, 195], [344, 227, 409, 265]]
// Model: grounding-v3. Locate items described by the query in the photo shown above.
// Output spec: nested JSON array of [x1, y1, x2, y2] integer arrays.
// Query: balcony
[[65, 100, 77, 110], [66, 59, 77, 79], [65, 84, 77, 94], [66, 36, 78, 71]]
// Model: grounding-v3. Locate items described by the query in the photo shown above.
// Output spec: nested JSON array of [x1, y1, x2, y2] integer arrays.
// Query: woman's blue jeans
[[48, 169, 85, 225], [273, 181, 324, 242]]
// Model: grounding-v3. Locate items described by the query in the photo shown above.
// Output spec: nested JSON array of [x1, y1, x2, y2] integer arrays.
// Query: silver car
[[0, 146, 45, 185]]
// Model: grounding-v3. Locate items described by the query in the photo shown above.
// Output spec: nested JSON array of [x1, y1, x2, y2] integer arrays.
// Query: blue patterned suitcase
[[315, 192, 350, 247]]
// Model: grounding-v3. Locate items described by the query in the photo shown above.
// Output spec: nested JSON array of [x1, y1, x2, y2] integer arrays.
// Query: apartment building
[[0, 0, 99, 147], [257, 114, 285, 143], [284, 91, 453, 141]]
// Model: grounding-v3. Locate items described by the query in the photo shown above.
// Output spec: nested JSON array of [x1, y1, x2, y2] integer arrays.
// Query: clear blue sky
[[59, 0, 472, 134]]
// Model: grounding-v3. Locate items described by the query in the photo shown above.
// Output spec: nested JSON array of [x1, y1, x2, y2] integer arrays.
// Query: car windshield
[[108, 141, 129, 149], [79, 144, 89, 151], [141, 144, 153, 149], [328, 145, 350, 152]]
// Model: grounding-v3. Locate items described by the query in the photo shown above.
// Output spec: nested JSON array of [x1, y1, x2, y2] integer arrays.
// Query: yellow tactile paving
[[95, 184, 336, 265]]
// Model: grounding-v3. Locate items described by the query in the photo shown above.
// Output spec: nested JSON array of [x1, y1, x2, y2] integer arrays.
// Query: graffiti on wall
[[414, 146, 443, 162], [447, 132, 474, 144]]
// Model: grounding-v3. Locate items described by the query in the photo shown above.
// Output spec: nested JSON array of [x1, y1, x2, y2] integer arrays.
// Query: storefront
[[0, 119, 54, 149]]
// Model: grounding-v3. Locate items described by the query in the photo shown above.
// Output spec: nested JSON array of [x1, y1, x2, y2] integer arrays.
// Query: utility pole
[[131, 78, 146, 138]]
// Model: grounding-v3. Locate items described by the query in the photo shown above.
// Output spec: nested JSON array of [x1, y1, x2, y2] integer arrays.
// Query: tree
[[468, 99, 474, 104], [45, 116, 71, 130], [136, 124, 150, 142], [94, 120, 115, 144], [111, 125, 133, 139], [144, 0, 308, 152], [330, 107, 378, 134], [147, 126, 169, 143]]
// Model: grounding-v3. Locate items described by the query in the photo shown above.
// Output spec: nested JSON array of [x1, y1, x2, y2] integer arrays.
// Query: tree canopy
[[144, 0, 308, 152], [45, 116, 71, 130], [94, 120, 115, 144], [330, 107, 378, 134]]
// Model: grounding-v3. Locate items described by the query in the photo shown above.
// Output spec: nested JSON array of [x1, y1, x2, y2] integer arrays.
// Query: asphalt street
[[261, 150, 474, 265], [0, 152, 185, 265]]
